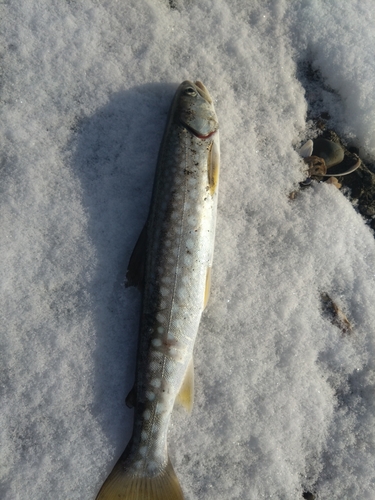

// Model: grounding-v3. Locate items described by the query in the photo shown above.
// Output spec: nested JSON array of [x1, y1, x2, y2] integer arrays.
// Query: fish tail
[[95, 456, 184, 500]]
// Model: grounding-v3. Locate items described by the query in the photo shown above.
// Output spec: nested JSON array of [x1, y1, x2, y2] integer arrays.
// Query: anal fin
[[176, 357, 194, 413]]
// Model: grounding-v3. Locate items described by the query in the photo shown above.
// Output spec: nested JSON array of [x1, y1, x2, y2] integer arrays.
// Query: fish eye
[[184, 87, 197, 96]]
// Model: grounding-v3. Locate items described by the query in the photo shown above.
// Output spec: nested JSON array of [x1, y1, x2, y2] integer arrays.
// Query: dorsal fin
[[125, 385, 136, 408], [125, 223, 148, 290]]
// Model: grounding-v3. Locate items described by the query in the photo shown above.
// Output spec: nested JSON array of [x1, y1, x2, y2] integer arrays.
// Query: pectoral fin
[[176, 358, 194, 413], [125, 223, 147, 290], [204, 266, 212, 310], [208, 136, 220, 195]]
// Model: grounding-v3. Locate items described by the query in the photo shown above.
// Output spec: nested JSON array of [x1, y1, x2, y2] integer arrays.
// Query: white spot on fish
[[160, 287, 169, 297], [167, 331, 175, 341], [157, 326, 164, 334], [139, 446, 147, 457], [187, 215, 197, 226], [152, 338, 162, 347], [156, 313, 166, 323], [171, 304, 180, 317], [171, 316, 181, 330], [155, 402, 165, 414], [151, 378, 161, 388], [141, 431, 148, 441], [161, 275, 172, 284], [184, 254, 192, 265], [134, 460, 143, 470], [143, 409, 151, 420], [185, 238, 194, 250], [146, 391, 155, 401], [147, 461, 158, 473], [188, 191, 197, 203]]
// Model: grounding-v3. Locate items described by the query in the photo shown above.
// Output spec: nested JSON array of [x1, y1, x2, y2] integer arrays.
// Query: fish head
[[173, 80, 218, 138]]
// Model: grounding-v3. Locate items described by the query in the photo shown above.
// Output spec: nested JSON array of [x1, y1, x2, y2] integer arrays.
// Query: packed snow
[[1, 1, 375, 499]]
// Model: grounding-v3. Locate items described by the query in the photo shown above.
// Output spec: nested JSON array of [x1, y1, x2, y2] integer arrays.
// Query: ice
[[1, 1, 375, 499]]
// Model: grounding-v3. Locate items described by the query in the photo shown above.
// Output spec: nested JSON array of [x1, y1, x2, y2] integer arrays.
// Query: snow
[[1, 1, 375, 499]]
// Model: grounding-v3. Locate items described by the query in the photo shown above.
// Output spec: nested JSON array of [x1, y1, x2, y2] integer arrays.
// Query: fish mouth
[[194, 81, 212, 104], [180, 120, 217, 139]]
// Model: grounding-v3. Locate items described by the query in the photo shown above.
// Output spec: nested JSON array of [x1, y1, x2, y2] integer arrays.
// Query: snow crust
[[1, 1, 375, 499]]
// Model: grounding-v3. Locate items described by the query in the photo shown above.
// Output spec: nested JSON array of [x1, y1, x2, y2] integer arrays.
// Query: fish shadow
[[70, 82, 177, 460]]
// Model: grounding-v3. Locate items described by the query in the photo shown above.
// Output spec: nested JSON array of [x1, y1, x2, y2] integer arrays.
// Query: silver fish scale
[[128, 124, 218, 476]]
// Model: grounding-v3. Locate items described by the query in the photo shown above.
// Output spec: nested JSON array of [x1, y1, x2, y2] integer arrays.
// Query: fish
[[95, 80, 220, 500]]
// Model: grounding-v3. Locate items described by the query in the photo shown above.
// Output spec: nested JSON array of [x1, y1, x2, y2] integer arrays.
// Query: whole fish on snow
[[96, 80, 220, 500]]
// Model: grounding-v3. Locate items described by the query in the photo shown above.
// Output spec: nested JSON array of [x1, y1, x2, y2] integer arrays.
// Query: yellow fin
[[203, 266, 212, 310], [207, 136, 220, 195], [176, 358, 194, 413], [96, 457, 184, 500]]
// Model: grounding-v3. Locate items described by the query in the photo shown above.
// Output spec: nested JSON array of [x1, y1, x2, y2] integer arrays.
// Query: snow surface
[[1, 1, 375, 499]]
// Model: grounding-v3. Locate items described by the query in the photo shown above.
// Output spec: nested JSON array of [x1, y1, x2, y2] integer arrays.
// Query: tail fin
[[95, 457, 184, 500]]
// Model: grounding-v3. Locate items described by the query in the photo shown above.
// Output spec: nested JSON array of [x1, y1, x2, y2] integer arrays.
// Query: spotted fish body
[[96, 80, 220, 500]]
